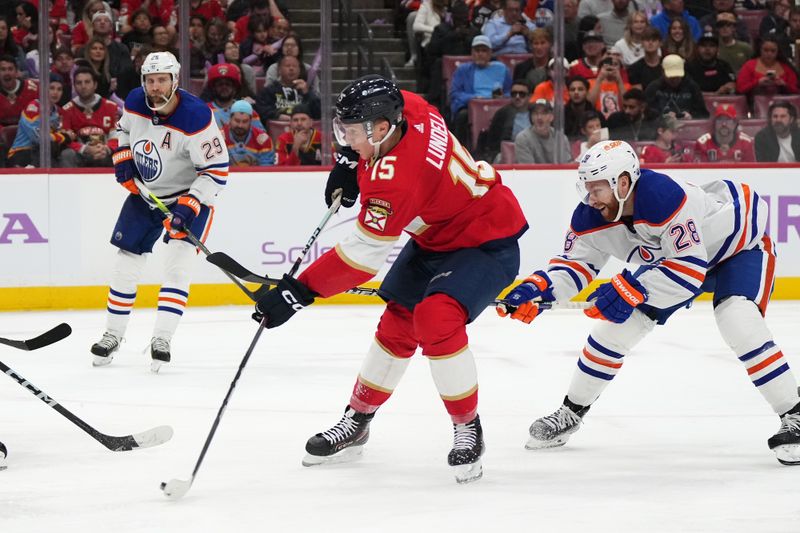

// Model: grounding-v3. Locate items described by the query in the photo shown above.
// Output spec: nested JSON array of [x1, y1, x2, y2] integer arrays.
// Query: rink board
[[1, 165, 800, 310]]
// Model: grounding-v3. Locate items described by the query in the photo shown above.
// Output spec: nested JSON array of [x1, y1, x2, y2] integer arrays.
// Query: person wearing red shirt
[[190, 0, 224, 22], [639, 115, 691, 164], [253, 75, 528, 484], [120, 0, 176, 33], [0, 55, 38, 126], [275, 104, 322, 165], [735, 35, 799, 99], [692, 104, 755, 163]]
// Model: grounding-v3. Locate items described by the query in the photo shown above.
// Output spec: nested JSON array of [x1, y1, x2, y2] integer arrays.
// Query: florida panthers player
[[499, 140, 800, 465], [253, 75, 528, 483], [90, 52, 228, 372]]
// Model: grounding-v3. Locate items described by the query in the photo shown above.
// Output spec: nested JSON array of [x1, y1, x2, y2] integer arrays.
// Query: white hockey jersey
[[544, 169, 768, 309], [116, 87, 229, 206]]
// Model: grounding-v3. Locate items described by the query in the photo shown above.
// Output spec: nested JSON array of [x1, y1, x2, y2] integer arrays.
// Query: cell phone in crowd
[[767, 70, 776, 78]]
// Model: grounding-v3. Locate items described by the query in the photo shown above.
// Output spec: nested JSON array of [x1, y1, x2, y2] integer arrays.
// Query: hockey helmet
[[207, 63, 242, 89], [141, 51, 180, 112], [576, 140, 641, 221], [333, 75, 404, 153]]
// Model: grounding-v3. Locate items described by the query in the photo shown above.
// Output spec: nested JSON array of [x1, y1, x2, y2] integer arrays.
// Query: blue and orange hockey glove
[[496, 271, 555, 324], [112, 146, 140, 195], [163, 195, 201, 239], [584, 269, 647, 324]]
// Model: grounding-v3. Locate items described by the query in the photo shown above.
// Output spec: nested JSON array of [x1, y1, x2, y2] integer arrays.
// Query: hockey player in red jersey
[[253, 75, 528, 483], [692, 104, 755, 163]]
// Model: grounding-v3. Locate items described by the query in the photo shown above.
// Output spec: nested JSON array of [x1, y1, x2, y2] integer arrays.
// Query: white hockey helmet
[[576, 140, 641, 221], [141, 51, 180, 111]]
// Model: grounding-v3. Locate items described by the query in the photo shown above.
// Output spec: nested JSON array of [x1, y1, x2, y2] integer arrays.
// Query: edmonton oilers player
[[253, 75, 528, 483], [499, 140, 800, 465], [90, 52, 228, 372]]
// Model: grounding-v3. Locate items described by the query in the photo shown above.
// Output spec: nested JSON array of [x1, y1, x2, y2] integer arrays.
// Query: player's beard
[[147, 92, 171, 109], [596, 199, 620, 222]]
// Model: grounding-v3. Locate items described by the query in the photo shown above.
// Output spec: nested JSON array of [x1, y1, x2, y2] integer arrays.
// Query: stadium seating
[[497, 53, 532, 73], [753, 94, 800, 119], [676, 119, 712, 143], [738, 118, 767, 138], [468, 97, 511, 152], [632, 140, 655, 156], [500, 140, 516, 164], [735, 9, 768, 42], [441, 55, 472, 96], [702, 93, 749, 119]]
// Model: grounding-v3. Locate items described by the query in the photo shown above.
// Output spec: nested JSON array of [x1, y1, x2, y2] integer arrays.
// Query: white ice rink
[[1, 302, 799, 532]]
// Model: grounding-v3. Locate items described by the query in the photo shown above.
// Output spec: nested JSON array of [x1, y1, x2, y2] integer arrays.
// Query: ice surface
[[1, 302, 799, 532]]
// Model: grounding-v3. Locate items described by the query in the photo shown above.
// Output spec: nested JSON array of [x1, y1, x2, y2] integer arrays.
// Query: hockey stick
[[0, 360, 173, 451], [160, 194, 344, 500], [0, 323, 72, 351]]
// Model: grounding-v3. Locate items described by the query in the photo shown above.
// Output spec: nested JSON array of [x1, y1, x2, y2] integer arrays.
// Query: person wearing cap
[[692, 103, 755, 162], [699, 0, 750, 43], [481, 0, 536, 55], [205, 63, 251, 129], [644, 54, 708, 119], [223, 99, 275, 167], [255, 55, 322, 122], [513, 28, 552, 90], [477, 79, 533, 162], [627, 26, 664, 90], [639, 114, 690, 163], [598, 0, 637, 46], [650, 0, 702, 41], [716, 11, 753, 75], [530, 57, 570, 105], [276, 104, 322, 165], [685, 32, 736, 94], [569, 29, 607, 80], [449, 34, 511, 148], [6, 73, 72, 167], [514, 98, 572, 164], [588, 55, 631, 118], [754, 100, 800, 162], [736, 35, 799, 98]]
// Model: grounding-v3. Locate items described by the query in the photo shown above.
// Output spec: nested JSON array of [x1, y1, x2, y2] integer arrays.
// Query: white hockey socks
[[715, 296, 800, 415], [350, 339, 412, 414], [566, 310, 655, 407], [152, 240, 197, 340], [104, 249, 147, 338], [428, 346, 479, 424]]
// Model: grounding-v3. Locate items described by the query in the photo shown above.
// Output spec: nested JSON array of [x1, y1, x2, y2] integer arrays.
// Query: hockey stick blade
[[160, 477, 193, 500], [102, 425, 174, 452], [206, 252, 280, 285], [0, 323, 72, 351]]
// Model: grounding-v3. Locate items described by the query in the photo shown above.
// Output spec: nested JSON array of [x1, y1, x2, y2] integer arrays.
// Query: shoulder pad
[[633, 169, 687, 226], [166, 90, 213, 134], [739, 132, 753, 141], [570, 203, 615, 235]]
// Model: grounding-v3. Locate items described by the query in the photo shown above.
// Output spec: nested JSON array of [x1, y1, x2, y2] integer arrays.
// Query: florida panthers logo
[[133, 139, 163, 182]]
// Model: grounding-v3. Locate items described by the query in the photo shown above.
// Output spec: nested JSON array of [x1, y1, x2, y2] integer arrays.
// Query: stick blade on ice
[[132, 425, 174, 449], [160, 478, 193, 500]]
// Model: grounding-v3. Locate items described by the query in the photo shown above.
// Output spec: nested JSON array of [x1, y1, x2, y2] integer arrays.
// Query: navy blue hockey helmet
[[335, 75, 404, 126]]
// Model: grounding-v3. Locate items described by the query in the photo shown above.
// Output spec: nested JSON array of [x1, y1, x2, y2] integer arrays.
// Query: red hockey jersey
[[692, 131, 755, 163], [61, 97, 120, 152], [298, 91, 528, 297], [0, 78, 39, 126]]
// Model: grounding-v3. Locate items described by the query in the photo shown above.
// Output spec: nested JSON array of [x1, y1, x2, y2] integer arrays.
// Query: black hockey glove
[[325, 146, 360, 208], [253, 274, 316, 329]]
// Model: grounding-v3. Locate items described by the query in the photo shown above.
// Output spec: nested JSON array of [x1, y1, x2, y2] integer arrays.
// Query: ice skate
[[90, 332, 121, 367], [768, 403, 800, 465], [150, 337, 171, 373], [0, 441, 6, 471], [448, 415, 485, 484], [302, 406, 374, 467], [526, 397, 590, 450]]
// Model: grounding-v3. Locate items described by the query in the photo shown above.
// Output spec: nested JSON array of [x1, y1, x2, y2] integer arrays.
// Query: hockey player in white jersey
[[498, 140, 800, 465], [90, 52, 228, 372]]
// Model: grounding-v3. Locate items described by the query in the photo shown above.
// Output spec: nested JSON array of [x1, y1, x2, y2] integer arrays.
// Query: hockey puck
[[160, 482, 166, 490]]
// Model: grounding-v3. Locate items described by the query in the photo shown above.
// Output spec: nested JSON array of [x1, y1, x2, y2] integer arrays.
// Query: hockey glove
[[584, 269, 647, 324], [325, 146, 360, 208], [253, 274, 316, 329], [112, 146, 140, 195], [496, 271, 555, 324], [163, 195, 201, 239]]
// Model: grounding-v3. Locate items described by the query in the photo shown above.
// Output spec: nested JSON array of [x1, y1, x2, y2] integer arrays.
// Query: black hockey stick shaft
[[0, 323, 72, 351], [0, 360, 171, 451]]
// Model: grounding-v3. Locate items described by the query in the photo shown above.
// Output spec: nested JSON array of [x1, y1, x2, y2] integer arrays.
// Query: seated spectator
[[266, 34, 318, 94], [255, 55, 322, 121], [650, 0, 702, 41], [563, 0, 581, 61], [645, 54, 709, 118], [482, 0, 536, 56], [233, 0, 277, 43], [699, 0, 750, 43], [150, 24, 177, 55], [203, 63, 262, 129], [606, 88, 660, 141], [477, 79, 532, 162], [640, 114, 690, 163], [754, 101, 800, 161], [79, 9, 137, 99], [201, 17, 229, 65], [531, 57, 570, 105], [51, 47, 73, 106], [760, 0, 792, 56], [191, 0, 225, 23], [685, 32, 736, 94], [121, 9, 153, 54], [614, 11, 650, 66], [7, 74, 71, 167], [588, 55, 631, 118], [223, 40, 257, 96], [59, 67, 119, 167], [564, 75, 599, 139], [693, 103, 755, 162], [569, 29, 606, 80], [12, 2, 38, 52], [736, 36, 799, 98], [579, 0, 637, 19], [413, 0, 447, 69], [449, 34, 511, 148], [574, 110, 605, 160], [789, 8, 800, 62], [224, 100, 275, 166], [469, 0, 502, 31], [276, 104, 322, 165], [71, 0, 109, 54], [717, 12, 753, 75], [662, 17, 695, 60], [514, 99, 572, 163], [0, 16, 26, 72], [119, 0, 176, 34], [425, 1, 478, 108], [598, 0, 636, 47], [513, 28, 552, 90], [0, 55, 38, 126], [78, 37, 116, 99], [267, 16, 291, 44], [189, 14, 206, 49], [627, 26, 663, 89], [239, 14, 278, 75]]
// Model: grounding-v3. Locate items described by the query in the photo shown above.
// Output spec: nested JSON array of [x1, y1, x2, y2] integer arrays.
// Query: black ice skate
[[0, 440, 6, 471], [302, 406, 374, 467], [90, 332, 121, 367], [150, 337, 171, 373], [448, 415, 485, 484], [768, 403, 800, 465], [526, 396, 590, 450]]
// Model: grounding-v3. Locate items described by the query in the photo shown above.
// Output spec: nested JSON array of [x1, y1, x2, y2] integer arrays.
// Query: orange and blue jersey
[[223, 123, 275, 166], [7, 99, 64, 161]]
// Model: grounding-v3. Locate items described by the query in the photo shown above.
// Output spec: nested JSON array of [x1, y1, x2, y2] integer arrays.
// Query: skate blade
[[525, 435, 570, 450], [774, 444, 800, 465], [453, 459, 483, 484], [92, 355, 113, 367], [150, 360, 164, 373], [302, 445, 364, 467]]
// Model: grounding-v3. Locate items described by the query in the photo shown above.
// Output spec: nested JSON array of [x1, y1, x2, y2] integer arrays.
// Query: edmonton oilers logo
[[627, 245, 659, 263], [133, 139, 163, 182]]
